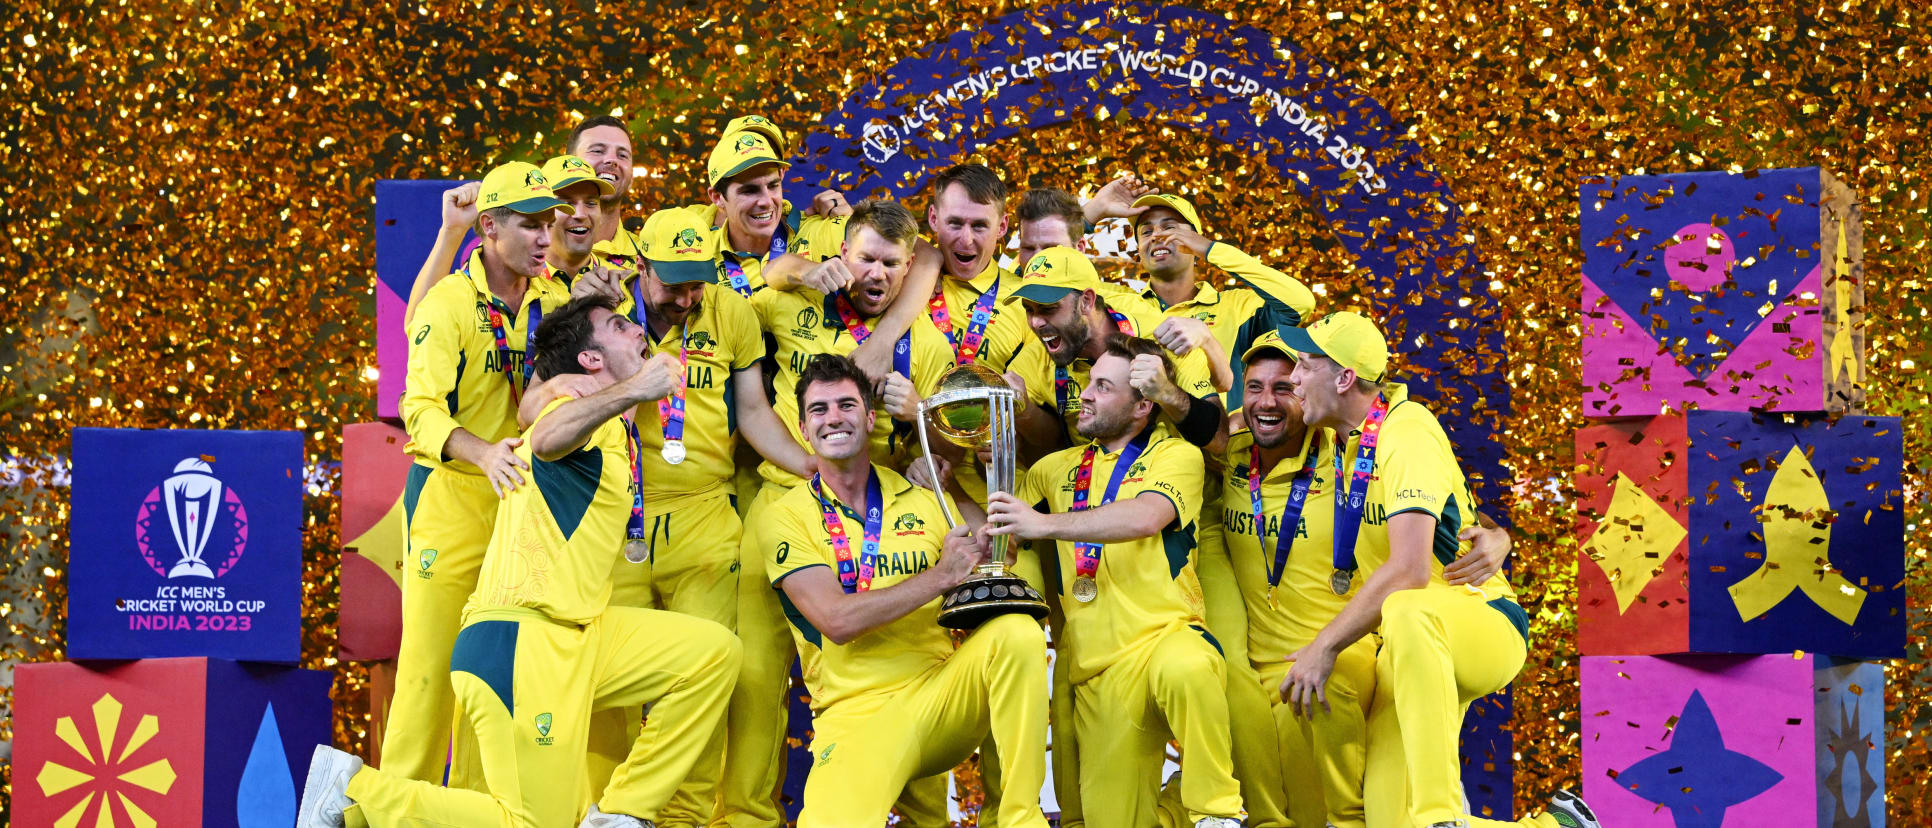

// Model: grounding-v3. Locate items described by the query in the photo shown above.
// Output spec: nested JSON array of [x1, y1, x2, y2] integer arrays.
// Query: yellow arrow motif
[[1729, 445, 1866, 624], [1829, 221, 1860, 385], [1583, 472, 1686, 613]]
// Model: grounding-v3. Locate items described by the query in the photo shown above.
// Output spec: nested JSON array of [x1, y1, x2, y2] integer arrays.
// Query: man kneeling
[[762, 354, 1050, 828], [297, 295, 743, 828]]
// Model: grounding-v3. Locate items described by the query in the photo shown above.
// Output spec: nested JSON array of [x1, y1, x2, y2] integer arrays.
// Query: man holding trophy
[[765, 354, 1050, 828]]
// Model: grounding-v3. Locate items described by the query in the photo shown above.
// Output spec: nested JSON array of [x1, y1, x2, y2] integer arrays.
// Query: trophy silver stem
[[913, 402, 961, 531], [918, 366, 1048, 630]]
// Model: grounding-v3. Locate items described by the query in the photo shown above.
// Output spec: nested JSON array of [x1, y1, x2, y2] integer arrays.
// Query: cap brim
[[712, 157, 790, 188], [1009, 284, 1083, 305], [551, 175, 616, 197], [507, 196, 573, 215], [650, 258, 718, 285], [1272, 324, 1328, 360], [1241, 337, 1300, 364], [1131, 194, 1199, 229]]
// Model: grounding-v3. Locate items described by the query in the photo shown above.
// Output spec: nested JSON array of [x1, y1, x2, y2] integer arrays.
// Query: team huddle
[[296, 115, 1597, 828]]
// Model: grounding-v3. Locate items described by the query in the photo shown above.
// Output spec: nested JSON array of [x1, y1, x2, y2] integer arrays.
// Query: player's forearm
[[404, 225, 469, 328], [759, 253, 814, 292], [441, 428, 492, 467], [1207, 241, 1316, 324], [527, 383, 641, 460], [517, 375, 560, 430], [811, 568, 961, 644], [734, 374, 815, 477], [1201, 337, 1234, 393], [1312, 512, 1434, 654], [1038, 494, 1175, 543]]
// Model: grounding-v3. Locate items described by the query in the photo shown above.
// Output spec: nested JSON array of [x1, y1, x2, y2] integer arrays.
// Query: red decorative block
[[1576, 417, 1690, 655], [340, 422, 409, 662]]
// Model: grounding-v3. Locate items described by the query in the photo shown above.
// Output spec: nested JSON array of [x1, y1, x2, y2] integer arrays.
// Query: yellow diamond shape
[[1583, 471, 1686, 613]]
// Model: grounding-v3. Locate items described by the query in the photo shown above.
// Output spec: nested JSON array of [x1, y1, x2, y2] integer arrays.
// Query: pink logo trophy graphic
[[134, 457, 249, 579]]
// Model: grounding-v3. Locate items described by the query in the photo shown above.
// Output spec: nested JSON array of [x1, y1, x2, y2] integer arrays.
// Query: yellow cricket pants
[[717, 482, 801, 828], [800, 614, 1050, 828], [384, 464, 491, 787], [344, 606, 741, 828], [1046, 597, 1083, 828], [1256, 636, 1378, 828], [586, 492, 742, 827], [1193, 521, 1290, 828], [1074, 626, 1242, 826], [971, 536, 1051, 828], [1364, 588, 1543, 828]]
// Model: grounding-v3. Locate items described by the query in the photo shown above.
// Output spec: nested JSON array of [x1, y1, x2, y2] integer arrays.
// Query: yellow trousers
[[1256, 636, 1378, 828], [343, 607, 741, 828], [1047, 599, 1082, 828], [1194, 521, 1290, 828], [1074, 626, 1241, 827], [585, 492, 742, 827], [384, 464, 491, 787], [799, 614, 1050, 828], [1364, 588, 1544, 828], [971, 536, 1051, 828]]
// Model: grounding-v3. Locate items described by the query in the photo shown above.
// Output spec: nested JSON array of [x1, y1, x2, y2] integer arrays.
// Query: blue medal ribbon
[[1251, 431, 1320, 591], [1330, 394, 1391, 576]]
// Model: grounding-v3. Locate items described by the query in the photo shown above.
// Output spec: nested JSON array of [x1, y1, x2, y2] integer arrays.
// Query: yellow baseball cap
[[1131, 193, 1204, 233], [707, 128, 790, 191], [724, 115, 788, 155], [1009, 246, 1102, 305], [540, 154, 615, 197], [1275, 312, 1390, 383], [477, 161, 574, 215], [635, 208, 719, 285], [1240, 329, 1300, 364]]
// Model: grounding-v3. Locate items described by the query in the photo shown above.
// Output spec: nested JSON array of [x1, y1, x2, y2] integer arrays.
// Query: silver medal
[[1330, 569, 1353, 595], [625, 538, 650, 564], [660, 439, 687, 465]]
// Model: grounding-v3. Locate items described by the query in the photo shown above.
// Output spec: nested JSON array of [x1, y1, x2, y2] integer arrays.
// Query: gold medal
[[1266, 585, 1279, 610], [624, 538, 650, 564], [1330, 569, 1353, 595], [660, 439, 687, 465], [1071, 575, 1098, 603]]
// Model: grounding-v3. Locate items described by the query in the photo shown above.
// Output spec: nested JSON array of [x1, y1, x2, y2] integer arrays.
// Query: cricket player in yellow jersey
[[299, 295, 742, 828], [986, 338, 1240, 828], [760, 355, 1050, 828], [541, 154, 619, 287], [723, 200, 958, 827], [387, 161, 577, 788], [1278, 312, 1597, 828], [689, 117, 854, 296]]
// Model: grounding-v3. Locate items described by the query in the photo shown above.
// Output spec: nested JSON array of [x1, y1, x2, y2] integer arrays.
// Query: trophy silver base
[[937, 572, 1050, 630]]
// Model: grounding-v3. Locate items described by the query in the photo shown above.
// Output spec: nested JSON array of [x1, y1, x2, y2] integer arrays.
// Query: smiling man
[[540, 154, 619, 286], [567, 115, 640, 251], [763, 354, 1050, 828]]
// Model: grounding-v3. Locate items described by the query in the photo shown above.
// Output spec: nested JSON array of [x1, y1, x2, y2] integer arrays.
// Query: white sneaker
[[1547, 790, 1600, 828], [1194, 819, 1243, 828], [294, 744, 362, 828], [579, 803, 655, 828]]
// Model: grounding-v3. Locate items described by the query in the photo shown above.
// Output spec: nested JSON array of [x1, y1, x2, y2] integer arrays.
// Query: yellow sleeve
[[766, 494, 832, 587], [1376, 406, 1456, 520], [749, 285, 784, 331], [1124, 439, 1204, 529], [794, 214, 849, 262], [400, 283, 471, 460], [1170, 348, 1219, 399], [910, 329, 955, 396], [1009, 341, 1055, 408], [1015, 453, 1056, 509], [1207, 242, 1316, 327], [718, 290, 765, 371]]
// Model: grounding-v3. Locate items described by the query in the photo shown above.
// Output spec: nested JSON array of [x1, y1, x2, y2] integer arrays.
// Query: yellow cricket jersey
[[927, 258, 1037, 372], [466, 398, 633, 625], [1010, 285, 1219, 445], [1339, 384, 1517, 603], [1146, 243, 1317, 411], [1017, 432, 1207, 683], [402, 250, 572, 474], [683, 202, 848, 292], [608, 283, 764, 508], [750, 287, 955, 489], [765, 466, 960, 710], [1218, 428, 1353, 663]]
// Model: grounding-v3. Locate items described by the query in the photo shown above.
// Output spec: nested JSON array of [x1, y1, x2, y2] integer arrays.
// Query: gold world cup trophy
[[917, 364, 1051, 629]]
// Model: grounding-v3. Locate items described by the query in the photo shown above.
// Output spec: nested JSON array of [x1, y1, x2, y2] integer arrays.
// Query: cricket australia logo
[[133, 457, 248, 579], [734, 134, 762, 154], [417, 548, 438, 579], [673, 227, 704, 253], [524, 169, 549, 188], [893, 513, 926, 536], [534, 712, 554, 745], [1025, 258, 1054, 277], [686, 331, 719, 354]]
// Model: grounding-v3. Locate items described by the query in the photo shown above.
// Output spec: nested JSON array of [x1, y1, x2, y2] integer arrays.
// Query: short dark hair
[[931, 163, 1007, 208], [1102, 336, 1175, 399], [566, 115, 631, 155], [534, 295, 619, 381], [794, 354, 875, 416], [845, 199, 919, 251], [1018, 188, 1083, 229]]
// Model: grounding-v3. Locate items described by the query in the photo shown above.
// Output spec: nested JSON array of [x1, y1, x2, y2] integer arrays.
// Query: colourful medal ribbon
[[1070, 427, 1152, 582], [1330, 394, 1392, 576], [717, 221, 790, 298], [928, 276, 1000, 365], [1054, 309, 1135, 419], [832, 293, 912, 378], [634, 278, 690, 449], [811, 469, 884, 593], [620, 415, 646, 542], [1250, 432, 1320, 592], [482, 294, 542, 407]]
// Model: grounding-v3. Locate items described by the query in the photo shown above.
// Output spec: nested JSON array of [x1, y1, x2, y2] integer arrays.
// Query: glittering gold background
[[3, 0, 1927, 819]]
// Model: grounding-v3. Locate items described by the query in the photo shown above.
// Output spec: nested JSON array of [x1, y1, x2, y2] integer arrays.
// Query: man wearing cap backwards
[[1278, 312, 1598, 828], [384, 161, 580, 789], [1223, 330, 1511, 828], [517, 208, 812, 825], [297, 294, 742, 828], [723, 199, 960, 828], [985, 337, 1242, 828], [762, 354, 1050, 828]]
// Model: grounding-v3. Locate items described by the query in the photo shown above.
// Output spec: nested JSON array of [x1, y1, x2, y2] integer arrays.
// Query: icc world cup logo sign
[[133, 457, 250, 579]]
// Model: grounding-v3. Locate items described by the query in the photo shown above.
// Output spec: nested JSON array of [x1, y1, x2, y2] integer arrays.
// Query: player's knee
[[1157, 634, 1225, 683], [1380, 589, 1444, 640], [977, 613, 1047, 655]]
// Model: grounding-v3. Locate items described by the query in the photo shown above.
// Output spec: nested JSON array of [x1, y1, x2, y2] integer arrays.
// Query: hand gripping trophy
[[917, 364, 1051, 629]]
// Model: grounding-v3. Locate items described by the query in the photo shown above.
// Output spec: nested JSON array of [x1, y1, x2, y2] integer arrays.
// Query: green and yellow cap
[[724, 115, 788, 155], [1131, 193, 1204, 233], [478, 161, 573, 215], [1009, 246, 1102, 305], [635, 208, 719, 285], [1275, 312, 1389, 383], [706, 128, 790, 191], [540, 154, 615, 197]]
